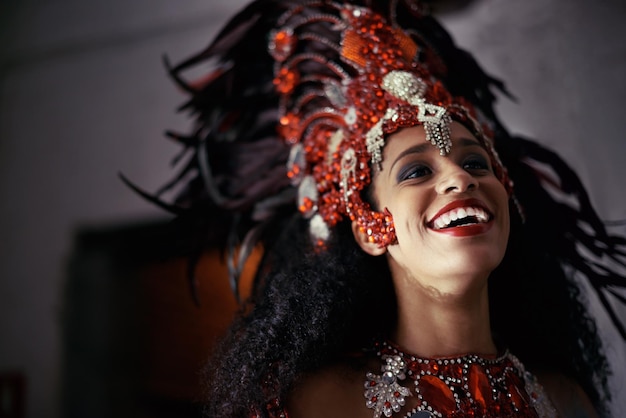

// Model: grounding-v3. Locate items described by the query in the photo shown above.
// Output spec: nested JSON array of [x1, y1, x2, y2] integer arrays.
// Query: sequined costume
[[363, 341, 556, 418], [257, 340, 557, 418], [131, 1, 626, 416]]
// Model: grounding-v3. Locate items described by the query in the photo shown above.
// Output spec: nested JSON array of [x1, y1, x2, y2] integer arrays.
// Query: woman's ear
[[351, 220, 387, 256]]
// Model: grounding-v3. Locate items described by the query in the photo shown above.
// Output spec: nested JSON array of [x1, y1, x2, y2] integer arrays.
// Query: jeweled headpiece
[[144, 1, 626, 343], [268, 2, 510, 246]]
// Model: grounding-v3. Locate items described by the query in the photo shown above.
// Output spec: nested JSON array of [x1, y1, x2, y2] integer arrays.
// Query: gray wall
[[1, 1, 624, 417]]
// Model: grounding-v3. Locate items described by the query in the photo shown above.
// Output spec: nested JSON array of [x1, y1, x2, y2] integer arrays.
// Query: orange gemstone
[[270, 30, 295, 61], [419, 375, 456, 413], [468, 364, 490, 409], [274, 68, 298, 94], [274, 31, 287, 43], [278, 113, 299, 143]]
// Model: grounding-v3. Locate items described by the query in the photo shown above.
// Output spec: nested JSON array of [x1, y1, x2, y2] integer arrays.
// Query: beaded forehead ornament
[[269, 2, 511, 247]]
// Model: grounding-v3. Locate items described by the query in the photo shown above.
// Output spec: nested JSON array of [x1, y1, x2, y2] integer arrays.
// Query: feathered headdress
[[124, 0, 626, 338]]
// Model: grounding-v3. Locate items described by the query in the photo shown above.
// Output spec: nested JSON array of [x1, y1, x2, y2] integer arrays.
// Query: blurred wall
[[0, 1, 624, 417], [0, 2, 250, 417]]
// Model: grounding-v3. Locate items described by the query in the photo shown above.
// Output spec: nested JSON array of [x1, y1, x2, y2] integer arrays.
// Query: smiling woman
[[141, 1, 626, 417], [358, 123, 511, 330]]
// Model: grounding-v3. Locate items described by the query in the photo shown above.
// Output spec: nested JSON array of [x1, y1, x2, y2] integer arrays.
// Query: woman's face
[[361, 122, 510, 297]]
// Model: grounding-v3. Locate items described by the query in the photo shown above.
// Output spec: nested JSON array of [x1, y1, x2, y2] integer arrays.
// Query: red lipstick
[[429, 198, 491, 224], [428, 198, 493, 237], [432, 222, 492, 237]]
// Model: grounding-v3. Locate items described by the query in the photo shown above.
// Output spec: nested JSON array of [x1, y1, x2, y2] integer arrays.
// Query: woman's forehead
[[383, 122, 481, 155]]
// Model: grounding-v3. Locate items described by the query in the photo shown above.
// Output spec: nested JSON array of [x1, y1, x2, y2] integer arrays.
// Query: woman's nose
[[435, 165, 477, 194]]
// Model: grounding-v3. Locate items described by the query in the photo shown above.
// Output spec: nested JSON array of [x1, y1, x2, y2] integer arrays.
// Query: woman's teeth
[[433, 207, 489, 229]]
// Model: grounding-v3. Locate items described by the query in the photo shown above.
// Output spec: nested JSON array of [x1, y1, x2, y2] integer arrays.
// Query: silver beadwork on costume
[[324, 81, 348, 108], [309, 213, 330, 241], [287, 143, 306, 185], [381, 71, 427, 101], [364, 354, 412, 418], [327, 129, 345, 164], [344, 106, 357, 125], [340, 147, 357, 202], [366, 108, 396, 170], [383, 71, 452, 156], [509, 354, 558, 418], [364, 71, 453, 170], [297, 175, 318, 218]]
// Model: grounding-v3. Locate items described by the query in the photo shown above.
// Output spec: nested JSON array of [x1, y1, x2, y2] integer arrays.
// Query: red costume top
[[259, 341, 557, 418]]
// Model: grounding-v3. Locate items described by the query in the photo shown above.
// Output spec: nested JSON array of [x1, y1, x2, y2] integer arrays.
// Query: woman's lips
[[427, 198, 494, 236], [430, 221, 493, 237]]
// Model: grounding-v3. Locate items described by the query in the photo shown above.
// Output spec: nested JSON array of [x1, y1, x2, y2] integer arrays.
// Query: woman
[[136, 0, 626, 416]]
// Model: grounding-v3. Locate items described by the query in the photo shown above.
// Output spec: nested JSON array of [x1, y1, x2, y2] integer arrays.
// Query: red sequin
[[269, 29, 296, 62], [273, 67, 299, 94], [270, 3, 511, 247]]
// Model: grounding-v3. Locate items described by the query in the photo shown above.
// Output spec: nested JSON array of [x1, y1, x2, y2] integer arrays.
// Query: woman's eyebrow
[[389, 143, 431, 173], [459, 137, 485, 149], [387, 137, 485, 173]]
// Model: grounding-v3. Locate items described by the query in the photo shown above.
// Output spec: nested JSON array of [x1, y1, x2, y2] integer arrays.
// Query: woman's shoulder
[[285, 359, 374, 418], [535, 372, 599, 418]]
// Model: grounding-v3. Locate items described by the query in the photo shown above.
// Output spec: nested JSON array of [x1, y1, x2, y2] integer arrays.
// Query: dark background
[[1, 0, 625, 417]]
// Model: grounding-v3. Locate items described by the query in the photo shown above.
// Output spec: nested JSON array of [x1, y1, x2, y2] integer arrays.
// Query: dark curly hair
[[202, 174, 612, 417], [126, 0, 626, 416]]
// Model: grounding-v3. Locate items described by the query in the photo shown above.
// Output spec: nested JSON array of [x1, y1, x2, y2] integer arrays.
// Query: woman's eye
[[399, 165, 431, 181], [463, 156, 490, 171]]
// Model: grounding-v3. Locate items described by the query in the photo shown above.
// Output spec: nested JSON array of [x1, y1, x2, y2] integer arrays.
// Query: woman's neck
[[391, 278, 496, 358]]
